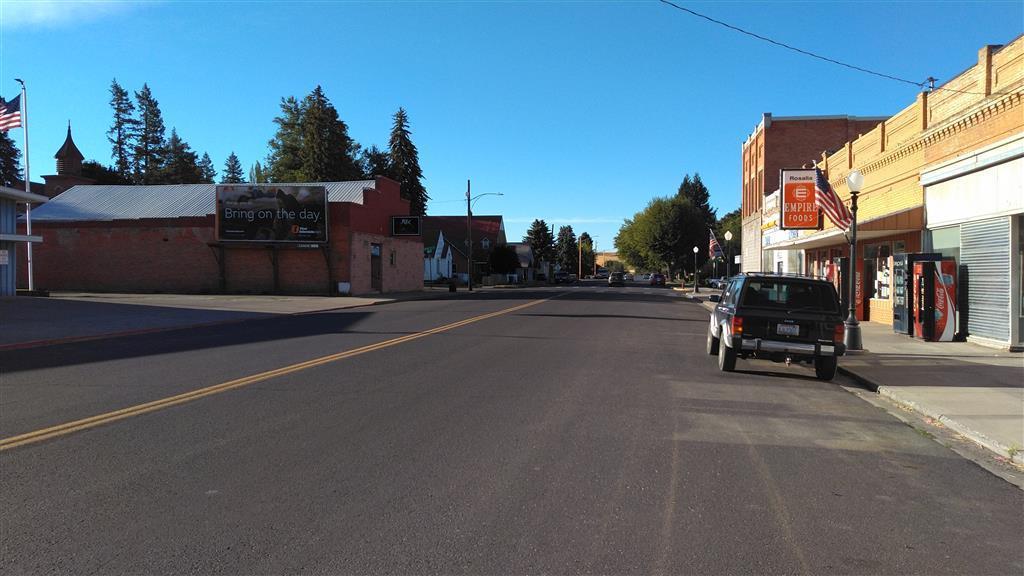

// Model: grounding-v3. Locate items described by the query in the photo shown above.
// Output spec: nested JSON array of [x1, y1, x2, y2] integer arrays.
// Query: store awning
[[763, 207, 923, 251]]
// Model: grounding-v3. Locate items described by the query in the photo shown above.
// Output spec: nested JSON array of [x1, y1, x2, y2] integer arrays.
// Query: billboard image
[[216, 185, 328, 243], [779, 169, 821, 230]]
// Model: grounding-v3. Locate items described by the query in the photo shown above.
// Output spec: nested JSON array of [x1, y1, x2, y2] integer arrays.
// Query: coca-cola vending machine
[[913, 259, 957, 342]]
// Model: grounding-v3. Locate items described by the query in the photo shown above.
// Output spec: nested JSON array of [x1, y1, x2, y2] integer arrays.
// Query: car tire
[[815, 356, 838, 381], [717, 334, 736, 372], [706, 328, 720, 356]]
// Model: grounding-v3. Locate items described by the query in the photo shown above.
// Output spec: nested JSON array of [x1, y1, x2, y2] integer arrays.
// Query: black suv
[[706, 273, 846, 380]]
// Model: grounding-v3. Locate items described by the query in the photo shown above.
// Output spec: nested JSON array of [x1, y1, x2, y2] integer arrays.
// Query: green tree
[[160, 129, 202, 184], [107, 78, 137, 182], [716, 207, 742, 265], [249, 161, 268, 183], [555, 225, 578, 274], [299, 85, 362, 182], [131, 84, 167, 184], [388, 108, 428, 216], [488, 243, 520, 275], [579, 232, 596, 277], [0, 131, 21, 187], [222, 152, 245, 183], [81, 160, 129, 185], [524, 219, 555, 273], [614, 195, 706, 278], [677, 173, 716, 230], [360, 145, 391, 179], [266, 96, 304, 182], [198, 152, 216, 183]]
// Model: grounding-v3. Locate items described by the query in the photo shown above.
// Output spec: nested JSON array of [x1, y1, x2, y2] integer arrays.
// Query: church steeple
[[54, 121, 84, 176]]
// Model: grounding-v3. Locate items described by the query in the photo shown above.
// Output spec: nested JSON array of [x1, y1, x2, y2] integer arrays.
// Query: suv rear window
[[739, 280, 839, 312]]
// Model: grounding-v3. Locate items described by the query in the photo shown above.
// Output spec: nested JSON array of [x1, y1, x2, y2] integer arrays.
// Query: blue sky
[[2, 1, 1021, 247]]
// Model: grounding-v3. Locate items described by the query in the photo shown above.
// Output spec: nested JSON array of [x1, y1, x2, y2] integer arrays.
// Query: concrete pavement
[[684, 288, 1024, 466]]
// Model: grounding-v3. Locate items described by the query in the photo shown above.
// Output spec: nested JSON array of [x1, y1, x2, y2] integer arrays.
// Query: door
[[370, 243, 382, 292]]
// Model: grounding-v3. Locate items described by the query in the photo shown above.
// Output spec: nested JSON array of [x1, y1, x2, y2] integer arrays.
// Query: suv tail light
[[731, 316, 744, 335], [833, 323, 845, 343]]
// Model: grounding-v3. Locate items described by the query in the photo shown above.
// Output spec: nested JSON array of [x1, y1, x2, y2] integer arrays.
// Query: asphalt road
[[2, 285, 1022, 575]]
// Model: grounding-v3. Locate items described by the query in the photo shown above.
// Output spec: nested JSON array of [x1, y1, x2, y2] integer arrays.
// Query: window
[[864, 242, 892, 300], [929, 225, 961, 264], [481, 238, 491, 250], [740, 280, 839, 312]]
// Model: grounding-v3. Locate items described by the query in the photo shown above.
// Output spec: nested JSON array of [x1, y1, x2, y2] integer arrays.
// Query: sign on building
[[216, 185, 328, 243], [779, 169, 822, 230], [391, 216, 421, 236]]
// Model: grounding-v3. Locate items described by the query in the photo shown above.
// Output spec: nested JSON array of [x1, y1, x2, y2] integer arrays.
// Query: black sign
[[391, 216, 421, 236], [216, 185, 328, 243]]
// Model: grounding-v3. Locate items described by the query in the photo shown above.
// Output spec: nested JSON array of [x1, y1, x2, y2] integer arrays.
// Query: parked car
[[706, 273, 846, 380], [623, 273, 634, 281], [608, 272, 625, 286], [708, 276, 729, 289], [641, 273, 651, 281], [649, 273, 666, 286], [553, 271, 572, 283]]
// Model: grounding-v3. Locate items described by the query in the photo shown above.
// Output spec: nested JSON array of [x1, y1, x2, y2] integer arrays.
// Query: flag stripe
[[0, 94, 22, 132], [814, 168, 852, 230]]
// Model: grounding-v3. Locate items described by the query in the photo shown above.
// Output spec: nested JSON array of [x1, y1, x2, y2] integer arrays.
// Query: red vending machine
[[912, 259, 958, 342]]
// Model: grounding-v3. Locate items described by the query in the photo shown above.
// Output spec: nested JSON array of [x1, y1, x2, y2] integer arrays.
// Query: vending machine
[[912, 259, 958, 342], [893, 253, 941, 336]]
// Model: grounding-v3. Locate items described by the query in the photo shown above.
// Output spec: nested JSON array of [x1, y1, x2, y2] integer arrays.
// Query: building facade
[[761, 38, 1023, 349]]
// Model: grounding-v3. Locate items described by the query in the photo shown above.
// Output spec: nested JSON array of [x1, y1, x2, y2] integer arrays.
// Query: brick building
[[758, 36, 1023, 349], [19, 176, 424, 296], [740, 114, 887, 275]]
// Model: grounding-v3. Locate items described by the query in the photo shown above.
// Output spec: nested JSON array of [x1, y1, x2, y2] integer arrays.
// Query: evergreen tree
[[0, 131, 21, 187], [249, 161, 268, 183], [388, 108, 429, 216], [81, 160, 129, 185], [677, 173, 716, 229], [488, 244, 521, 275], [107, 79, 137, 182], [299, 85, 362, 181], [555, 225, 578, 274], [222, 152, 245, 183], [131, 84, 167, 184], [359, 145, 391, 178], [579, 232, 596, 277], [198, 152, 216, 183], [267, 96, 305, 182], [160, 129, 202, 184], [524, 219, 555, 270]]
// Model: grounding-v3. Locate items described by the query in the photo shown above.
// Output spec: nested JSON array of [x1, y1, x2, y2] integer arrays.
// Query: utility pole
[[465, 179, 472, 291]]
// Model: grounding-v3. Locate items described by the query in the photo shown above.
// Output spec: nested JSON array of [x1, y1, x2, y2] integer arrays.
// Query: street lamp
[[844, 170, 864, 351], [465, 179, 503, 291], [724, 230, 733, 278], [692, 245, 700, 294]]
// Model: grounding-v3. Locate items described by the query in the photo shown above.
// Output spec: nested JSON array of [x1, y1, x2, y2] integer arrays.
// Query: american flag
[[709, 229, 724, 259], [814, 167, 853, 230], [0, 94, 21, 132]]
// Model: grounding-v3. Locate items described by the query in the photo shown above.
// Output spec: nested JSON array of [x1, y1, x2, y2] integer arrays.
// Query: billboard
[[216, 185, 328, 243], [779, 169, 821, 230], [391, 216, 421, 236]]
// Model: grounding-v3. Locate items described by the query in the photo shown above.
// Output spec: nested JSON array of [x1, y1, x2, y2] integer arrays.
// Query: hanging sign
[[779, 169, 822, 230]]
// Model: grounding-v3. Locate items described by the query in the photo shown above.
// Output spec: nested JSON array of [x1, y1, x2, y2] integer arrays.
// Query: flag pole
[[15, 78, 32, 291]]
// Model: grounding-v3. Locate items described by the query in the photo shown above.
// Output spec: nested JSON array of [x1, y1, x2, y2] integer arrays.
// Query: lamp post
[[465, 179, 503, 291], [844, 170, 864, 351], [692, 245, 700, 294], [724, 230, 733, 278]]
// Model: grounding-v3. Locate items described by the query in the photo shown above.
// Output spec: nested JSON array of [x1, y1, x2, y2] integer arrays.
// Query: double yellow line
[[0, 296, 556, 452]]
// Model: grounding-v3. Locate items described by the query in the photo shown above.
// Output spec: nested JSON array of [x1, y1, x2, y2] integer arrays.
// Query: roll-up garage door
[[960, 217, 1010, 343]]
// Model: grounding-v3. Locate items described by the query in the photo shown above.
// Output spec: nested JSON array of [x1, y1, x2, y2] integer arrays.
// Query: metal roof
[[28, 180, 377, 221]]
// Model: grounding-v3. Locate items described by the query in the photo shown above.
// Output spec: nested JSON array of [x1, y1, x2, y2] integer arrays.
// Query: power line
[[655, 0, 997, 95]]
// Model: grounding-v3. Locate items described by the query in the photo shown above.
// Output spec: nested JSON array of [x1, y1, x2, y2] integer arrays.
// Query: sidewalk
[[685, 291, 1024, 466], [0, 288, 457, 350]]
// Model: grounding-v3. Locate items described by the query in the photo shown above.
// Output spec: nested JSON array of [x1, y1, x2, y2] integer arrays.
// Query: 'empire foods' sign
[[779, 169, 822, 230], [216, 185, 328, 243]]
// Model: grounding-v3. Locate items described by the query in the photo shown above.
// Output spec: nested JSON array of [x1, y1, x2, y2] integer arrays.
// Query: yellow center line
[[0, 295, 562, 452]]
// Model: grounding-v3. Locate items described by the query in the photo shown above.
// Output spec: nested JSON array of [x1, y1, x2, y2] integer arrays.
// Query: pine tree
[[250, 161, 268, 183], [198, 152, 216, 183], [388, 108, 429, 216], [300, 86, 362, 182], [267, 96, 305, 182], [360, 145, 391, 179], [132, 84, 167, 184], [524, 219, 555, 270], [222, 152, 245, 183], [555, 225, 578, 274], [81, 160, 129, 185], [160, 129, 201, 184], [0, 131, 21, 187], [579, 232, 596, 277], [107, 79, 137, 182], [677, 173, 716, 229]]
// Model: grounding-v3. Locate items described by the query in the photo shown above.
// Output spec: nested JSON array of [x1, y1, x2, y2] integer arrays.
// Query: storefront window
[[865, 242, 892, 300], [929, 225, 961, 264]]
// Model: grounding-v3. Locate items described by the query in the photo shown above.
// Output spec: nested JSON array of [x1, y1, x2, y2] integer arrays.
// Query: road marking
[[0, 296, 560, 452]]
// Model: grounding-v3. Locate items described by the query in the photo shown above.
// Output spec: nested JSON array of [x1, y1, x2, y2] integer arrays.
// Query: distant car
[[649, 273, 666, 286], [623, 273, 634, 281], [642, 273, 651, 281], [608, 272, 625, 286], [553, 271, 571, 283], [706, 273, 845, 380], [595, 270, 609, 279], [708, 276, 729, 289]]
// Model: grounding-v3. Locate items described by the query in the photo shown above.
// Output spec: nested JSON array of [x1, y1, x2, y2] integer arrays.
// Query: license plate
[[776, 323, 800, 336]]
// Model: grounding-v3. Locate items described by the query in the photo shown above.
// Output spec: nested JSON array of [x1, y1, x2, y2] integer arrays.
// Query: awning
[[763, 206, 924, 251]]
